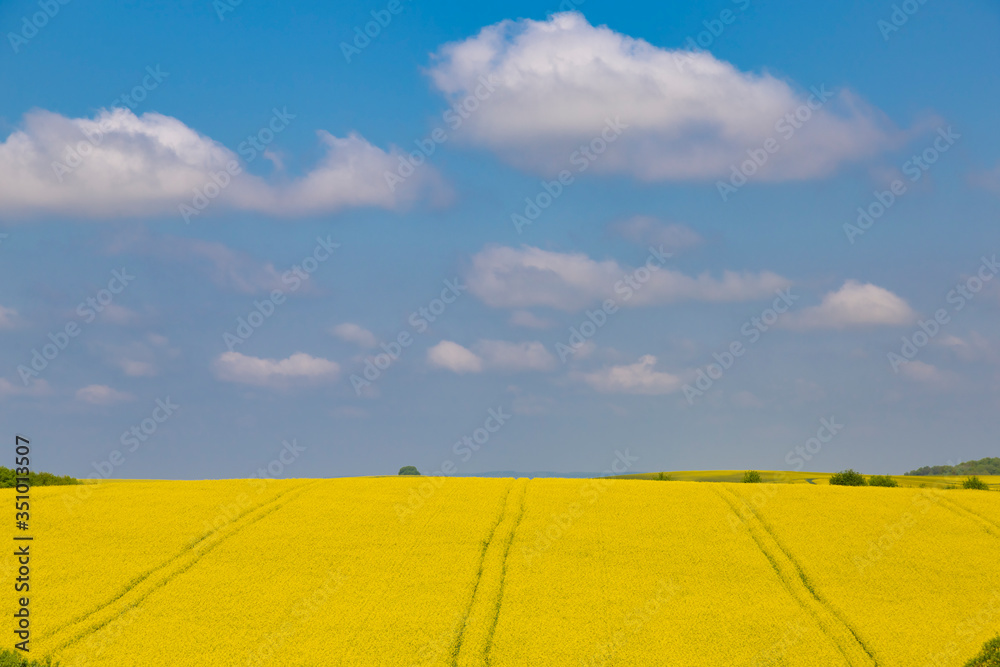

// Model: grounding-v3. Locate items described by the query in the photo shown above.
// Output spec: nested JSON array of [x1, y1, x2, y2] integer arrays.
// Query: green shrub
[[829, 469, 867, 486], [0, 467, 79, 488], [743, 470, 762, 483], [965, 635, 1000, 666], [963, 476, 990, 490], [656, 472, 674, 481], [0, 649, 58, 666], [398, 466, 420, 475], [868, 475, 898, 488]]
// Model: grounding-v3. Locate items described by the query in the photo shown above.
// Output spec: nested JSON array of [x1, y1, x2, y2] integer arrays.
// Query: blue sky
[[1, 0, 998, 480]]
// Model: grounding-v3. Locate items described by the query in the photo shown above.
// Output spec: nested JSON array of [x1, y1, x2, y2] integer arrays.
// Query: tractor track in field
[[715, 487, 878, 667], [41, 480, 312, 642], [47, 480, 322, 656], [482, 482, 527, 666], [936, 496, 1000, 540], [452, 478, 528, 667], [449, 480, 517, 665]]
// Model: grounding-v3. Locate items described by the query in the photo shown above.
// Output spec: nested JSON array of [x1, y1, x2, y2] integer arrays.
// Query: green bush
[[0, 649, 58, 666], [0, 467, 79, 488], [829, 469, 867, 486], [868, 475, 898, 488], [965, 635, 1000, 666], [398, 466, 420, 475], [963, 476, 990, 490], [743, 470, 762, 483], [655, 472, 673, 481]]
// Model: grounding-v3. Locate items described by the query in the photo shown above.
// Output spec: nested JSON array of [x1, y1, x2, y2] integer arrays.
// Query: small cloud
[[970, 163, 1000, 195], [578, 354, 682, 395], [782, 281, 916, 330], [101, 304, 141, 326], [509, 310, 555, 329], [75, 384, 135, 406], [332, 323, 377, 348], [427, 341, 483, 374], [0, 378, 51, 401], [212, 351, 341, 388], [612, 216, 702, 251], [731, 390, 765, 409], [473, 340, 556, 372], [0, 305, 23, 330], [898, 360, 957, 388]]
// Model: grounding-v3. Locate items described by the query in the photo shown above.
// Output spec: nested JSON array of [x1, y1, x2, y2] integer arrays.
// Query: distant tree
[[829, 469, 867, 486], [743, 470, 762, 483], [868, 475, 898, 488], [0, 467, 79, 488], [906, 457, 1000, 476], [963, 476, 990, 491], [398, 466, 420, 475]]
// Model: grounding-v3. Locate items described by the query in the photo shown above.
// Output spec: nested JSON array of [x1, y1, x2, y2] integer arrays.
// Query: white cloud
[[426, 341, 484, 373], [75, 384, 135, 405], [612, 216, 702, 251], [101, 304, 142, 326], [898, 360, 957, 388], [0, 378, 51, 401], [579, 354, 683, 395], [428, 12, 898, 181], [102, 335, 180, 377], [509, 310, 555, 329], [109, 231, 284, 294], [970, 163, 1000, 195], [332, 323, 377, 348], [782, 281, 916, 330], [466, 245, 786, 310], [0, 305, 23, 329], [473, 339, 556, 372], [0, 108, 441, 218], [211, 351, 340, 387]]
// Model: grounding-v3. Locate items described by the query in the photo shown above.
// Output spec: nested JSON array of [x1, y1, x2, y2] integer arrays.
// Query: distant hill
[[905, 457, 1000, 476]]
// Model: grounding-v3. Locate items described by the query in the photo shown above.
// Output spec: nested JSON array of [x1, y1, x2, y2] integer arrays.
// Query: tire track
[[482, 482, 527, 666], [449, 480, 516, 664], [41, 480, 312, 642], [715, 487, 877, 667], [937, 496, 1000, 539], [48, 480, 322, 655], [454, 478, 528, 667]]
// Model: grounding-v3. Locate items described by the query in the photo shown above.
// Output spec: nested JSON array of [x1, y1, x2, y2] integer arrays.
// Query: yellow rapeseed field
[[2, 477, 998, 666]]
